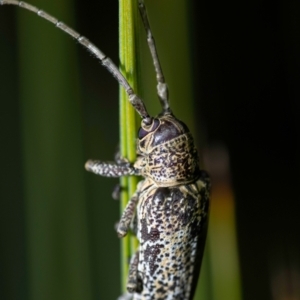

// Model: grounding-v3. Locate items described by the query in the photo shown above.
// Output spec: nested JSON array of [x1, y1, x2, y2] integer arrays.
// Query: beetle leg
[[85, 160, 139, 177], [130, 212, 138, 236], [111, 147, 132, 200], [112, 184, 122, 200], [127, 251, 142, 294], [114, 146, 130, 166], [117, 191, 139, 237], [117, 293, 133, 300]]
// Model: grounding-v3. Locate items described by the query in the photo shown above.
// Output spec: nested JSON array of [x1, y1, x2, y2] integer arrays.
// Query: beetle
[[0, 0, 210, 299]]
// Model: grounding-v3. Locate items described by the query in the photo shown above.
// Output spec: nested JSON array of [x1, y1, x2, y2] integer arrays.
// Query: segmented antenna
[[0, 0, 152, 124], [138, 0, 170, 114]]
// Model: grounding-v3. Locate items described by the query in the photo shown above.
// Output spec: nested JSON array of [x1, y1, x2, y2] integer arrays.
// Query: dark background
[[0, 0, 299, 299], [193, 1, 300, 299], [193, 0, 300, 299]]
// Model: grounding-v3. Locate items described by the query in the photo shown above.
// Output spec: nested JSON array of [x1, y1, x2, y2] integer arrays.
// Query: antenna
[[0, 0, 152, 124]]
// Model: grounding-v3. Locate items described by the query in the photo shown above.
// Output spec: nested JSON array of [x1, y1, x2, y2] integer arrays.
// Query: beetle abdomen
[[135, 173, 210, 300]]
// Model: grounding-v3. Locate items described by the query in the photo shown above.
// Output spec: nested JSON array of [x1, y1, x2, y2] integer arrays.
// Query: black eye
[[138, 118, 160, 139]]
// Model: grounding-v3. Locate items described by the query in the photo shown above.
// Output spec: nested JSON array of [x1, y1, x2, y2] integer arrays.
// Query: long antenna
[[138, 0, 170, 114], [0, 0, 152, 124]]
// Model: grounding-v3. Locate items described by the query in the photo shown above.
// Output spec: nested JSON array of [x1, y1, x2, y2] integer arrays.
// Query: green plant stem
[[119, 0, 139, 293]]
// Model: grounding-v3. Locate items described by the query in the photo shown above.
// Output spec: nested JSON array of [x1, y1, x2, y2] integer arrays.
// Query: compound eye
[[138, 118, 160, 139]]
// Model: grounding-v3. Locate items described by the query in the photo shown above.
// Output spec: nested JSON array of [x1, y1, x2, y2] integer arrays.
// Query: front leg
[[85, 160, 139, 177], [111, 147, 132, 200]]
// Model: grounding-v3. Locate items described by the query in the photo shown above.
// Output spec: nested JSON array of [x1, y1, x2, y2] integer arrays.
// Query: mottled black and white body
[[135, 175, 209, 300], [0, 0, 210, 299], [88, 113, 210, 300], [115, 114, 210, 300]]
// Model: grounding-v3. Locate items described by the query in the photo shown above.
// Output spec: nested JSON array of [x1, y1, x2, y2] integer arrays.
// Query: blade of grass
[[119, 0, 139, 293]]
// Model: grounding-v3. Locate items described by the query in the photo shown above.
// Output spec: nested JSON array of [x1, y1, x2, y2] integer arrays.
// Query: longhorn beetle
[[0, 1, 210, 299]]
